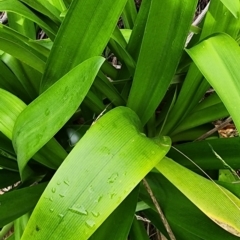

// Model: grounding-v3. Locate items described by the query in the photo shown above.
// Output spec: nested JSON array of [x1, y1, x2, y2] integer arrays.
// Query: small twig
[[195, 116, 232, 141], [135, 215, 151, 223], [185, 2, 210, 46], [156, 230, 162, 240], [192, 2, 210, 26], [142, 178, 176, 240], [0, 12, 7, 24]]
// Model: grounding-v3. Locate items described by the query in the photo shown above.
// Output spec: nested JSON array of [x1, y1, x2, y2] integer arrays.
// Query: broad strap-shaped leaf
[[186, 33, 240, 133], [162, 0, 240, 136], [0, 25, 46, 72], [140, 173, 239, 240], [167, 137, 240, 171], [0, 88, 26, 139], [0, 88, 66, 177], [13, 56, 105, 180], [20, 0, 62, 23], [220, 0, 240, 18], [40, 0, 128, 92], [0, 169, 20, 189], [89, 187, 139, 240], [21, 107, 171, 240], [127, 0, 197, 125], [0, 0, 58, 37], [156, 157, 240, 237], [0, 183, 47, 227]]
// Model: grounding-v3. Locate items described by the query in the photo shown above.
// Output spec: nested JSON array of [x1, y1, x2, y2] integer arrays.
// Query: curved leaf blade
[[186, 33, 240, 133], [156, 157, 240, 237], [127, 0, 197, 125], [0, 0, 58, 37], [220, 0, 240, 18], [0, 88, 26, 139], [0, 183, 47, 227], [0, 25, 46, 72], [40, 0, 128, 92], [21, 107, 171, 239], [13, 56, 105, 179]]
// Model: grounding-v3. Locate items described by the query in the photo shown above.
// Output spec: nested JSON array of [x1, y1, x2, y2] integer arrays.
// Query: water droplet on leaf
[[85, 219, 95, 228], [108, 173, 118, 183], [59, 193, 65, 198], [64, 180, 70, 186], [69, 205, 88, 215], [51, 188, 56, 193], [95, 195, 103, 203], [91, 211, 100, 217], [45, 109, 50, 116]]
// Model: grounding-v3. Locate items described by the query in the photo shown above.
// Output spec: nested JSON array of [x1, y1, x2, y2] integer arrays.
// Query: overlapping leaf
[[21, 107, 171, 239], [186, 33, 240, 133], [40, 0, 128, 91], [13, 56, 105, 180], [127, 0, 197, 125], [156, 158, 240, 237]]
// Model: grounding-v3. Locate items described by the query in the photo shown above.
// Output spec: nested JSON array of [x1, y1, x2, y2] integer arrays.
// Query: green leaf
[[14, 213, 30, 240], [13, 56, 105, 180], [0, 88, 26, 139], [140, 172, 240, 240], [0, 59, 31, 103], [20, 0, 62, 23], [0, 183, 47, 227], [156, 157, 240, 237], [0, 0, 58, 38], [127, 0, 197, 125], [1, 54, 41, 101], [7, 12, 36, 39], [128, 217, 150, 240], [171, 102, 229, 135], [40, 0, 128, 92], [0, 169, 20, 189], [163, 0, 240, 135], [167, 138, 240, 171], [21, 107, 171, 239], [0, 25, 46, 72], [122, 0, 137, 29], [186, 33, 240, 133], [220, 0, 240, 18], [89, 186, 139, 240]]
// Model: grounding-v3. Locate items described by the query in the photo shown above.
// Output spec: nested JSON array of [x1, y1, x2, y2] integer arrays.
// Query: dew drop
[[108, 173, 118, 184], [45, 109, 50, 116], [69, 205, 88, 215], [58, 213, 64, 219], [51, 188, 56, 193], [49, 208, 54, 213], [57, 181, 61, 185], [59, 193, 65, 198], [109, 193, 117, 199], [88, 185, 94, 193], [64, 180, 70, 186], [91, 211, 100, 217], [64, 86, 69, 94], [85, 219, 95, 228], [49, 197, 53, 202], [95, 195, 103, 203]]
